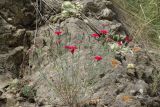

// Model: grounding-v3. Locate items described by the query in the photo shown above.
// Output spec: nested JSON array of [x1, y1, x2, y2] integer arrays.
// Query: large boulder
[[0, 0, 35, 27], [0, 16, 28, 78]]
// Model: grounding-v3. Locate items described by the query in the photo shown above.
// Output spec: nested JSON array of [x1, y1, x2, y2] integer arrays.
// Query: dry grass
[[112, 0, 160, 49]]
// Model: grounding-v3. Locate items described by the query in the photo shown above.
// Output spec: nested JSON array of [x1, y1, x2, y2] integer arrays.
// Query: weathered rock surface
[[0, 0, 160, 107], [23, 18, 160, 107], [0, 16, 27, 78], [0, 0, 36, 27]]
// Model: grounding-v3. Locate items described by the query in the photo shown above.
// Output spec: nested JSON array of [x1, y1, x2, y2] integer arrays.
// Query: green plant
[[29, 26, 133, 106], [21, 85, 36, 99]]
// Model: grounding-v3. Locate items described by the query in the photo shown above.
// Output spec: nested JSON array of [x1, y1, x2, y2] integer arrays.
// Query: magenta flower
[[64, 45, 78, 54], [100, 30, 109, 35], [117, 41, 123, 46], [94, 55, 103, 61], [91, 33, 100, 38], [125, 35, 132, 43], [54, 31, 62, 36]]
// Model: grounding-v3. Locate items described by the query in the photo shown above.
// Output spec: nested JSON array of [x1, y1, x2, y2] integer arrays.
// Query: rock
[[127, 64, 135, 69], [142, 66, 154, 83], [8, 29, 26, 47], [0, 91, 2, 96], [95, 0, 112, 10], [0, 13, 31, 78], [0, 46, 24, 78], [115, 84, 127, 95], [135, 51, 151, 65], [34, 36, 45, 48], [0, 97, 7, 107], [135, 64, 154, 83], [126, 69, 136, 78], [99, 8, 115, 20], [82, 0, 99, 16], [113, 93, 141, 107], [61, 17, 93, 35], [43, 105, 53, 107], [42, 0, 62, 14], [17, 97, 25, 102], [0, 0, 36, 27], [3, 93, 17, 107], [135, 65, 145, 79], [0, 0, 159, 107], [81, 0, 114, 18], [134, 80, 149, 95]]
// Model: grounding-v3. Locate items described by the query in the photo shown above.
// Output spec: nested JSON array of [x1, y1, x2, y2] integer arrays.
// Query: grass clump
[[112, 0, 160, 48]]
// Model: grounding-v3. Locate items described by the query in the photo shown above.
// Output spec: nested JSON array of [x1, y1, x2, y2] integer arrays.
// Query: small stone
[[133, 80, 148, 95], [105, 1, 112, 6], [139, 89, 143, 94], [130, 90, 136, 95], [126, 69, 136, 77], [114, 93, 141, 107], [99, 8, 115, 19], [127, 64, 135, 69], [8, 18, 12, 21]]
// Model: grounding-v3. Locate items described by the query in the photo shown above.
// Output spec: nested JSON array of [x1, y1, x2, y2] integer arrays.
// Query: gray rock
[[99, 8, 115, 20], [0, 97, 7, 107], [0, 46, 24, 78], [126, 69, 136, 78], [136, 64, 154, 83], [0, 0, 35, 27], [95, 0, 112, 10], [135, 65, 145, 79], [135, 80, 149, 95], [82, 0, 99, 15], [3, 93, 17, 107], [113, 93, 141, 107], [0, 14, 31, 78], [1, 0, 159, 107]]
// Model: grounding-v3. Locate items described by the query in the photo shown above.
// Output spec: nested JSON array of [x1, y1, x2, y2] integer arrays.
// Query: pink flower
[[54, 31, 62, 36], [94, 55, 103, 61], [125, 35, 132, 43], [64, 45, 78, 54], [117, 41, 123, 46], [100, 30, 109, 35], [91, 33, 100, 38]]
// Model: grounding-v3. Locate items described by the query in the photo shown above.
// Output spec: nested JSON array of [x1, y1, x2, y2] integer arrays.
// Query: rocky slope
[[0, 0, 160, 107]]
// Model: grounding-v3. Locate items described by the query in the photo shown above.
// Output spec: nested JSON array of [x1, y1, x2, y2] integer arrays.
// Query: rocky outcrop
[[0, 0, 65, 79], [0, 16, 24, 78], [0, 0, 160, 107], [0, 0, 35, 79], [0, 0, 36, 28]]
